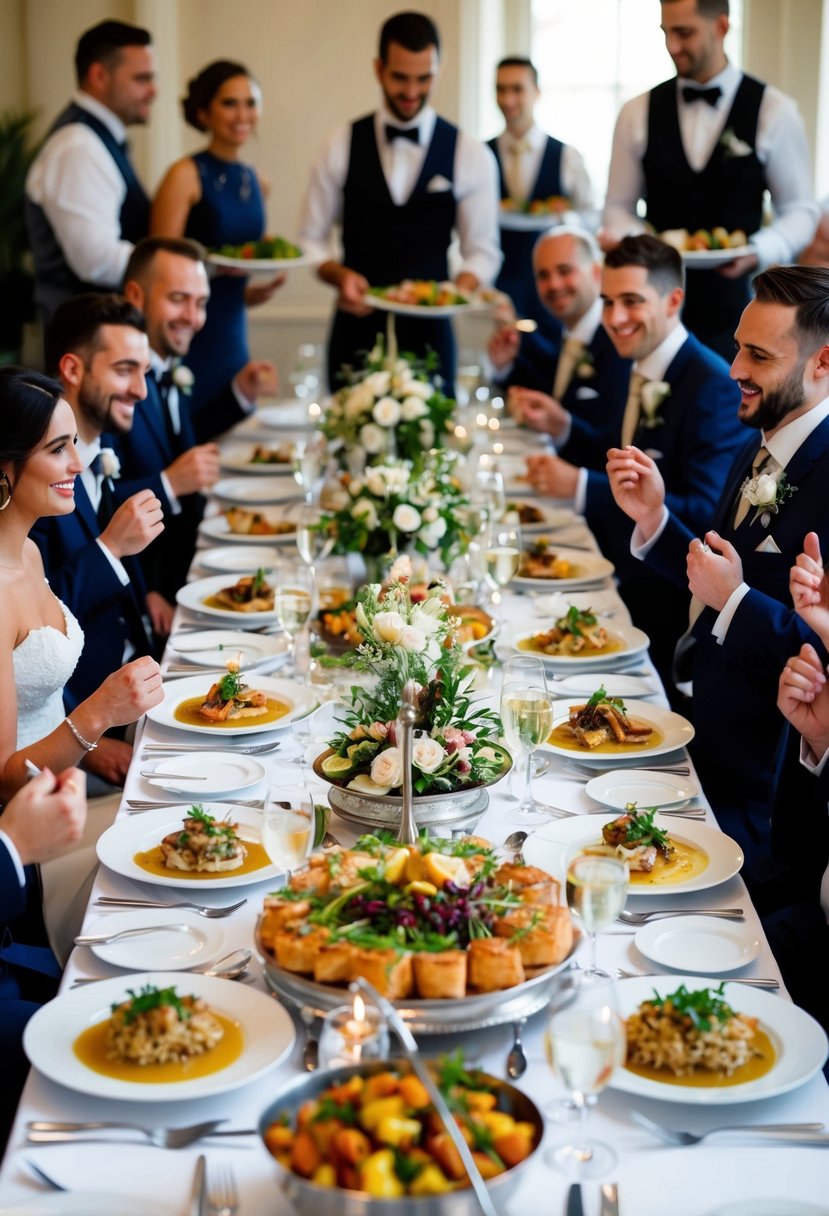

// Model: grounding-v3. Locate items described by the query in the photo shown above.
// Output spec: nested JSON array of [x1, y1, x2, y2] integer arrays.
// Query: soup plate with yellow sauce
[[147, 674, 317, 737]]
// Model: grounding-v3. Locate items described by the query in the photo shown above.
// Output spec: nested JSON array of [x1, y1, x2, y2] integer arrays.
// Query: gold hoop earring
[[0, 471, 11, 511]]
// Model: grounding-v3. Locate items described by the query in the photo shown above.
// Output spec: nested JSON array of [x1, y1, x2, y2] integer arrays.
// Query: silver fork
[[126, 798, 263, 812], [537, 804, 705, 820], [208, 1162, 239, 1215], [563, 759, 691, 778], [618, 907, 743, 925], [94, 896, 247, 918], [27, 1118, 228, 1149], [139, 741, 281, 754], [616, 967, 779, 990], [631, 1109, 827, 1146]]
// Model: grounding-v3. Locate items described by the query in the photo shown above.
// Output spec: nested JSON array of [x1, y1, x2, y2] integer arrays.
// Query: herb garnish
[[619, 805, 673, 857], [114, 983, 190, 1024], [556, 605, 597, 637], [651, 982, 735, 1030], [587, 684, 627, 715], [218, 667, 243, 702]]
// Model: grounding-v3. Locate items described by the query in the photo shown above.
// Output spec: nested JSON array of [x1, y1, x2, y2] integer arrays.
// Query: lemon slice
[[321, 754, 353, 778], [346, 774, 391, 796]]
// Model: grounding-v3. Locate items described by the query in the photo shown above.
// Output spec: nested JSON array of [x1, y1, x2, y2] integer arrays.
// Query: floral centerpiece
[[323, 337, 456, 468], [318, 579, 509, 797]]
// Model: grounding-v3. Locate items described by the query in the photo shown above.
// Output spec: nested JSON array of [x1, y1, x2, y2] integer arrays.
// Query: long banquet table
[[1, 405, 828, 1215]]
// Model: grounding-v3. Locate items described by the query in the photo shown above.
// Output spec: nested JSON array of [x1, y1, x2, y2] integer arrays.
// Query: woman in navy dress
[[151, 61, 282, 412]]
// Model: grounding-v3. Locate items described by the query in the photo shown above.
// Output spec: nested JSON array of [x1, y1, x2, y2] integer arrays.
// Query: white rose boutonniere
[[639, 380, 671, 428], [99, 447, 121, 479], [172, 364, 194, 395], [739, 469, 797, 527], [576, 349, 596, 379], [719, 127, 753, 159]]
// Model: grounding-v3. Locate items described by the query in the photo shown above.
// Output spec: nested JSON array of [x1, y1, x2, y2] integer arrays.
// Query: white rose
[[360, 423, 387, 454], [393, 504, 421, 533], [345, 388, 372, 420], [388, 554, 413, 582], [372, 396, 401, 428], [400, 395, 427, 421], [754, 472, 778, 506], [400, 625, 427, 652], [364, 468, 386, 496], [422, 505, 438, 523], [383, 465, 411, 494], [172, 364, 194, 391], [640, 380, 671, 417], [371, 746, 403, 789], [403, 379, 432, 400], [99, 447, 121, 479], [420, 521, 446, 549], [372, 610, 406, 644], [412, 733, 446, 773], [410, 604, 443, 636], [364, 370, 391, 397], [351, 497, 378, 529]]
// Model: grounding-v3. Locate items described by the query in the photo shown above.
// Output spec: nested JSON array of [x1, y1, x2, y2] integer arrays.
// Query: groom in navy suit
[[525, 235, 745, 692], [607, 264, 829, 891]]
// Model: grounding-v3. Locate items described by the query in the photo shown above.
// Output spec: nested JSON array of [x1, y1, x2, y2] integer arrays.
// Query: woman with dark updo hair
[[151, 60, 282, 409]]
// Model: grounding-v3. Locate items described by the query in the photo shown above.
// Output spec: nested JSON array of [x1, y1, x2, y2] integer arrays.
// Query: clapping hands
[[790, 532, 829, 648]]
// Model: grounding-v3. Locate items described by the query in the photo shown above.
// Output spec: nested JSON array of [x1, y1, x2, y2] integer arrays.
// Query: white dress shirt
[[494, 124, 595, 221], [75, 434, 130, 587], [148, 353, 182, 517], [603, 62, 819, 269], [298, 104, 501, 285], [25, 91, 138, 289]]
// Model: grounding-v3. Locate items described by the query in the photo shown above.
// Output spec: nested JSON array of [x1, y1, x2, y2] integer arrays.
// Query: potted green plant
[[0, 110, 40, 363]]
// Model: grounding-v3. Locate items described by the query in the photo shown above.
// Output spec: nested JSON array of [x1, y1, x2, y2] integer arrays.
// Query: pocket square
[[575, 386, 599, 400], [425, 174, 452, 193], [755, 534, 782, 554], [643, 449, 664, 461]]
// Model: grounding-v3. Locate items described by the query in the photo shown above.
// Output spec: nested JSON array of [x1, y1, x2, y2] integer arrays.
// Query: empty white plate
[[81, 909, 226, 971], [212, 477, 298, 506], [551, 673, 659, 698], [197, 546, 281, 574], [143, 752, 266, 796], [635, 915, 762, 974], [166, 629, 286, 669], [585, 767, 699, 809]]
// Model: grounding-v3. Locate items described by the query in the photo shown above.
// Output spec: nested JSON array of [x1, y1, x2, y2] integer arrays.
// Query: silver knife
[[567, 1182, 585, 1216], [600, 1182, 619, 1216], [192, 1153, 206, 1216]]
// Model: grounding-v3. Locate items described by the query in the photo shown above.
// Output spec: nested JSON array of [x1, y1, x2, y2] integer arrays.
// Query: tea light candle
[[308, 401, 322, 421], [318, 994, 390, 1068]]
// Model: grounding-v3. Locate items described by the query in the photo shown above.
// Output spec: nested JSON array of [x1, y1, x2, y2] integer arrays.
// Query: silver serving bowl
[[258, 1058, 544, 1216]]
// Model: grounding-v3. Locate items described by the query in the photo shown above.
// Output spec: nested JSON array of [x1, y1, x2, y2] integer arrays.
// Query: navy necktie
[[682, 85, 722, 107], [385, 124, 419, 145], [155, 369, 181, 454], [88, 452, 115, 526]]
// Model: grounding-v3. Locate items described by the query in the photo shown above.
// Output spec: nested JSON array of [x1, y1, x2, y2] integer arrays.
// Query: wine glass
[[274, 563, 313, 676], [263, 782, 314, 880], [292, 436, 327, 504], [474, 468, 506, 523], [499, 662, 554, 825], [295, 504, 336, 630], [484, 518, 521, 620], [566, 853, 629, 979], [544, 974, 625, 1178]]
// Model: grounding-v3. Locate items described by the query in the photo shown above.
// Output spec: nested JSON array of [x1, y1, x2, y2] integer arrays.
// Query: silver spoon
[[300, 1006, 320, 1071], [71, 948, 253, 986], [506, 1019, 527, 1079], [502, 830, 528, 863]]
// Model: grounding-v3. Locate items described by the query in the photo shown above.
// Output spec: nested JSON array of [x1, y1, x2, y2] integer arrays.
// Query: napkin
[[755, 535, 782, 554]]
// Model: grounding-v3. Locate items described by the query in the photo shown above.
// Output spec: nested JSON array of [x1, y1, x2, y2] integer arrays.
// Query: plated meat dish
[[199, 662, 269, 722], [160, 805, 247, 873], [518, 539, 572, 580], [564, 689, 653, 749], [211, 569, 274, 613], [107, 983, 224, 1065], [250, 443, 293, 464], [225, 507, 295, 536], [526, 606, 608, 656]]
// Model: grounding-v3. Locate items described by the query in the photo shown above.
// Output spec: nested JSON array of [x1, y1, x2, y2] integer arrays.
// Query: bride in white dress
[[0, 367, 164, 801]]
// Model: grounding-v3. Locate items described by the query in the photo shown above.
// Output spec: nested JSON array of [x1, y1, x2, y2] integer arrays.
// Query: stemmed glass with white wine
[[566, 853, 629, 979], [544, 974, 626, 1178], [292, 435, 327, 505], [295, 503, 336, 619], [499, 656, 554, 824], [274, 562, 313, 676], [474, 467, 506, 524], [263, 782, 315, 881], [484, 518, 521, 620]]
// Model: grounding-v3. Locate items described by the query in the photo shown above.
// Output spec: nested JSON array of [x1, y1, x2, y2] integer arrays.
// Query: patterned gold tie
[[732, 445, 771, 528], [506, 137, 531, 203], [552, 336, 584, 400], [620, 371, 647, 447]]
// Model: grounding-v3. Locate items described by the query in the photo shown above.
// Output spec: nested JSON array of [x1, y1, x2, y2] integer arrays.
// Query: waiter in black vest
[[26, 20, 156, 323], [602, 0, 817, 362], [299, 10, 500, 394]]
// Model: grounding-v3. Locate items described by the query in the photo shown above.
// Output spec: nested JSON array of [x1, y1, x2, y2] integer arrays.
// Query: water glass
[[264, 782, 314, 878], [566, 854, 629, 978]]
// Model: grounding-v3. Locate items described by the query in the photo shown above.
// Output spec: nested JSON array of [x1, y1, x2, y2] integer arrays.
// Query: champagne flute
[[295, 504, 336, 637], [485, 518, 521, 621], [274, 563, 313, 676], [499, 664, 554, 825], [566, 853, 629, 979], [474, 468, 506, 523], [544, 975, 625, 1178], [264, 782, 314, 879], [292, 436, 327, 504]]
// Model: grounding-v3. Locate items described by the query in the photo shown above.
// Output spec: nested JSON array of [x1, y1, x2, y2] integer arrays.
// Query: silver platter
[[327, 785, 489, 832]]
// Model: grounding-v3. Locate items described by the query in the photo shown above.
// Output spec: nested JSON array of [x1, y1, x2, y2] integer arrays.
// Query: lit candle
[[476, 411, 488, 430], [493, 441, 504, 457], [488, 417, 500, 432], [318, 995, 389, 1068], [308, 401, 321, 421]]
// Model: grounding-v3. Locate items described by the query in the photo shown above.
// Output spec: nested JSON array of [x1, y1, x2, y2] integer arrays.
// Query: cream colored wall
[[743, 0, 823, 158]]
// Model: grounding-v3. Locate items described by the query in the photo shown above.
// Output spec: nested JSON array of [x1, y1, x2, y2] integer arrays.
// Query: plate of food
[[97, 803, 279, 889], [208, 236, 315, 271], [176, 572, 278, 623], [147, 670, 317, 735], [79, 909, 227, 971], [219, 441, 297, 475], [512, 543, 615, 590], [505, 501, 579, 532], [255, 400, 318, 431], [634, 915, 762, 974], [365, 279, 493, 317], [166, 628, 286, 669], [612, 975, 828, 1104], [659, 226, 752, 269], [498, 197, 574, 231], [505, 609, 649, 669], [212, 476, 298, 506], [199, 506, 297, 545], [141, 752, 266, 797], [23, 970, 295, 1101], [541, 692, 694, 763], [550, 672, 660, 699], [585, 767, 698, 809], [526, 808, 742, 894]]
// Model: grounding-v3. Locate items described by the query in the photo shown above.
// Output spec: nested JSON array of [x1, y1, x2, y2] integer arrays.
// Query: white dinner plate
[[1, 1197, 175, 1216], [612, 974, 828, 1104], [512, 548, 616, 591], [504, 619, 650, 670], [364, 291, 492, 318], [526, 814, 742, 895], [176, 573, 279, 623], [166, 628, 287, 669], [147, 673, 317, 735], [196, 546, 283, 575], [634, 916, 762, 974], [219, 442, 296, 476], [256, 400, 318, 430], [683, 244, 752, 268], [541, 703, 694, 765], [198, 510, 297, 546], [706, 1204, 829, 1216], [585, 767, 699, 809], [498, 209, 576, 232], [23, 970, 295, 1101], [143, 752, 266, 796], [81, 909, 226, 971], [552, 673, 660, 699], [208, 249, 317, 271], [212, 477, 298, 506], [97, 804, 279, 889], [505, 502, 579, 533]]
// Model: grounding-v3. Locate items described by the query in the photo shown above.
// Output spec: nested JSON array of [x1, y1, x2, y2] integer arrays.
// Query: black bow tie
[[157, 367, 174, 394], [385, 124, 419, 145], [682, 85, 722, 107]]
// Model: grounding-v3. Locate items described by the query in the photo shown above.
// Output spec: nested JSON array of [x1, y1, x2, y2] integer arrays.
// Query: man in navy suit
[[607, 264, 829, 886], [526, 234, 745, 691], [490, 226, 631, 471], [33, 295, 163, 787]]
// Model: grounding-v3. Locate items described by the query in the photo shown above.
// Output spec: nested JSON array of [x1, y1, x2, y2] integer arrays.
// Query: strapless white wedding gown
[[13, 600, 84, 749]]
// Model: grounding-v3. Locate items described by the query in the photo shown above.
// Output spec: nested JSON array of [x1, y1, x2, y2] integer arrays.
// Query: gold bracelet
[[63, 715, 98, 752]]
